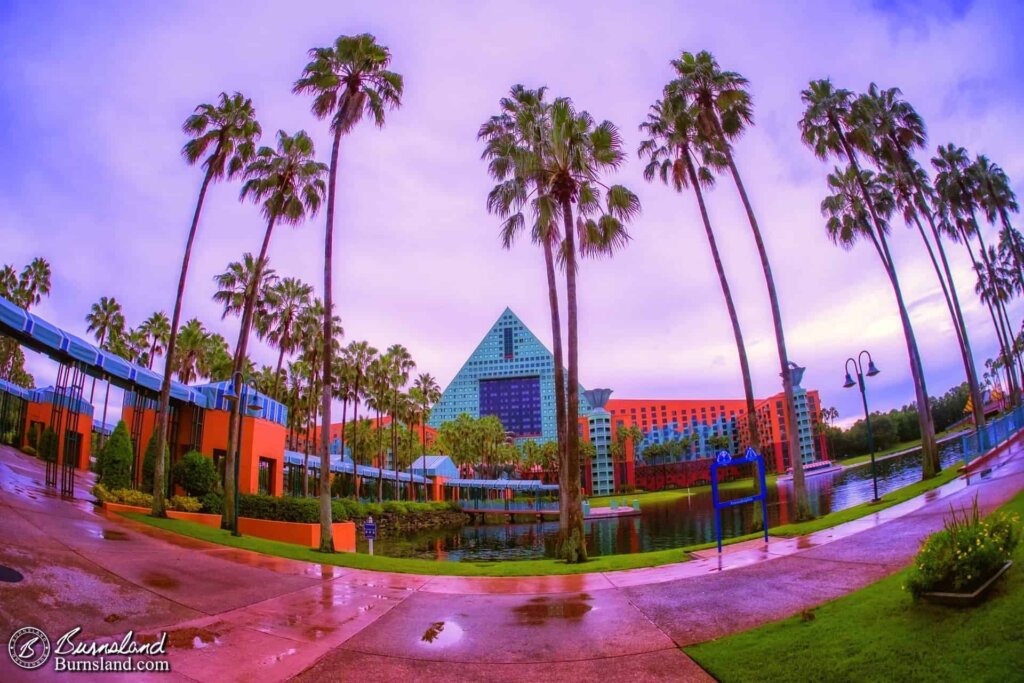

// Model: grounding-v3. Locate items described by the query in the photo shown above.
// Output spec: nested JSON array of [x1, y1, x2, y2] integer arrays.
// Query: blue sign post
[[364, 516, 377, 555], [710, 447, 769, 553]]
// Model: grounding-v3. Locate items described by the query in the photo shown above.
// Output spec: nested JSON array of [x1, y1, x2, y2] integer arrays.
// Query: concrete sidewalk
[[1, 440, 1022, 682]]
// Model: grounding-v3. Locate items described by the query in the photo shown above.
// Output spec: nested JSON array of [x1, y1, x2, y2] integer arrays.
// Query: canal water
[[357, 441, 966, 562]]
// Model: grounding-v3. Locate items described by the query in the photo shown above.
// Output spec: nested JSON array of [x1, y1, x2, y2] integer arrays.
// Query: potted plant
[[906, 497, 1021, 607]]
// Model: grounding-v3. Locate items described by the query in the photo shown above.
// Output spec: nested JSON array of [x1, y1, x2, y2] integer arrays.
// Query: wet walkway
[[1, 441, 1022, 682]]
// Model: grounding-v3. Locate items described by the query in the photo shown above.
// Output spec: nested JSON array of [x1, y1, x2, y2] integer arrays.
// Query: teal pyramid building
[[428, 308, 587, 442]]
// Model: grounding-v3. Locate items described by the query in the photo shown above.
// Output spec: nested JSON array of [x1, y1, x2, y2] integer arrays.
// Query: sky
[[1, 0, 1023, 428]]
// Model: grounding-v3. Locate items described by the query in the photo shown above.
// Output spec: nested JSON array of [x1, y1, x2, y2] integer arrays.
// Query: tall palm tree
[[667, 50, 810, 518], [85, 297, 126, 433], [800, 80, 939, 478], [851, 84, 987, 430], [529, 96, 639, 562], [412, 372, 441, 500], [17, 258, 52, 309], [153, 92, 261, 518], [219, 130, 327, 533], [366, 356, 390, 502], [478, 85, 569, 510], [344, 340, 378, 496], [294, 33, 403, 552], [383, 344, 415, 501], [933, 144, 1022, 399], [139, 312, 170, 371], [258, 277, 313, 400], [173, 319, 209, 385]]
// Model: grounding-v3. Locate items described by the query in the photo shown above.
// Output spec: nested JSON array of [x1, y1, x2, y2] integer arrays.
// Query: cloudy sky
[[2, 0, 1022, 427]]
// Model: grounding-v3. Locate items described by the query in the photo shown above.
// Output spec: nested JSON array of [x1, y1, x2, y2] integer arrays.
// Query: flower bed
[[907, 497, 1021, 604]]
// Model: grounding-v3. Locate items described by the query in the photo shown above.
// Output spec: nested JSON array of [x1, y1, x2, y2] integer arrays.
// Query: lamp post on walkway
[[223, 372, 263, 536], [844, 350, 881, 502]]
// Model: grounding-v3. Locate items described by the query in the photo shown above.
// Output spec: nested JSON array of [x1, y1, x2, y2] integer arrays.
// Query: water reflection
[[357, 443, 964, 561]]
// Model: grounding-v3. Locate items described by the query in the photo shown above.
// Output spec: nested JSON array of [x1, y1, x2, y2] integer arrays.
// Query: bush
[[236, 493, 351, 523], [200, 491, 223, 515], [906, 497, 1022, 599], [38, 428, 59, 463], [21, 446, 37, 457], [168, 495, 202, 513], [90, 484, 153, 508], [141, 433, 169, 494], [97, 422, 133, 490], [173, 451, 217, 498]]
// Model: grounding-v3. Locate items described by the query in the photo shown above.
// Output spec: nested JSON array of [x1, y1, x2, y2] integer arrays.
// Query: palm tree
[[258, 277, 313, 400], [294, 33, 403, 552], [667, 50, 810, 519], [219, 130, 327, 533], [85, 296, 125, 441], [850, 84, 987, 431], [345, 340, 377, 496], [800, 80, 939, 479], [172, 319, 208, 385], [527, 97, 639, 562], [479, 85, 569, 506], [366, 357, 390, 502], [16, 258, 52, 309], [153, 92, 261, 518], [933, 144, 1022, 400], [383, 344, 415, 501], [412, 372, 441, 500], [139, 312, 170, 370]]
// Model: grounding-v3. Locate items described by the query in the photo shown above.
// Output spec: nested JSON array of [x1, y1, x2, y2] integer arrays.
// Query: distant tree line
[[820, 383, 970, 458]]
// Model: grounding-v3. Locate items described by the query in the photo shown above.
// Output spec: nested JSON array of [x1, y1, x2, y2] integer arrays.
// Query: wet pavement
[[1, 441, 1022, 682]]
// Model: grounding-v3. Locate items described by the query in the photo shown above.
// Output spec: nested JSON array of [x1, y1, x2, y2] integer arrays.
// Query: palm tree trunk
[[352, 377, 361, 499], [339, 395, 348, 496], [223, 215, 279, 532], [559, 199, 586, 563], [271, 332, 288, 401], [153, 167, 215, 518], [722, 149, 809, 521], [917, 201, 986, 429], [834, 127, 938, 476], [376, 408, 384, 502], [684, 159, 759, 469], [420, 408, 427, 501], [960, 225, 1020, 403], [541, 233, 570, 532], [318, 128, 343, 553]]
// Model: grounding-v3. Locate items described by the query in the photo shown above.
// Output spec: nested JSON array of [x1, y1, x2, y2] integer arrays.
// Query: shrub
[[173, 451, 217, 498], [236, 493, 351, 523], [200, 491, 223, 515], [168, 495, 202, 513], [906, 497, 1021, 599], [91, 482, 114, 504], [382, 501, 408, 515], [97, 422, 133, 490], [141, 433, 169, 494], [38, 428, 59, 463], [21, 446, 37, 457]]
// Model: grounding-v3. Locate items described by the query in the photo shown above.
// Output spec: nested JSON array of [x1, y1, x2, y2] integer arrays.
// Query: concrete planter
[[921, 560, 1013, 607]]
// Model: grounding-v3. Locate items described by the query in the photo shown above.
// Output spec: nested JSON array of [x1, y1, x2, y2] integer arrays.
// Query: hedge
[[231, 493, 458, 524]]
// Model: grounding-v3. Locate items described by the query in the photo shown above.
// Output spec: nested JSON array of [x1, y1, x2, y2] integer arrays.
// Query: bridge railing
[[962, 405, 1024, 464], [456, 499, 560, 513]]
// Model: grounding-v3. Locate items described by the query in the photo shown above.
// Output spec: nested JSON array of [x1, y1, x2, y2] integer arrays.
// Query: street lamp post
[[223, 372, 263, 536], [844, 350, 881, 502]]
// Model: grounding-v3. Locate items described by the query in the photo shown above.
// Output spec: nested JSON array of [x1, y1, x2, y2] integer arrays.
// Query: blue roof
[[283, 450, 431, 483], [444, 478, 559, 492], [29, 386, 94, 417], [193, 381, 288, 427], [409, 455, 459, 478], [0, 378, 33, 401]]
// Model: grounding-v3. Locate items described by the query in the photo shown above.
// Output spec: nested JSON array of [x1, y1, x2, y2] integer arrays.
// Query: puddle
[[158, 627, 220, 650], [419, 620, 464, 647], [142, 573, 179, 590], [513, 594, 594, 625], [103, 614, 124, 624]]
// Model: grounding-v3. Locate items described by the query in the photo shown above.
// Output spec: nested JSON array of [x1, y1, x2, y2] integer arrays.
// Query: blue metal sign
[[710, 447, 769, 553], [363, 521, 377, 540]]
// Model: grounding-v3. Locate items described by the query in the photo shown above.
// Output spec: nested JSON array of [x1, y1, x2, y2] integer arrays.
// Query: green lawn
[[770, 464, 960, 537], [119, 463, 960, 577], [587, 475, 778, 509], [685, 490, 1024, 683]]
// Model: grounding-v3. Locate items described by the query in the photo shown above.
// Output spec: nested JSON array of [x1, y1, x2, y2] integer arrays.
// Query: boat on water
[[776, 459, 843, 483]]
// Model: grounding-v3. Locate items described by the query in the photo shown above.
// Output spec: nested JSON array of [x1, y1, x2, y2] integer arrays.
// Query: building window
[[258, 457, 274, 495], [503, 327, 514, 359]]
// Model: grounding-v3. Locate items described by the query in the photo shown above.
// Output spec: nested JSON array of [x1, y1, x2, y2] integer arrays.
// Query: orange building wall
[[23, 401, 92, 469]]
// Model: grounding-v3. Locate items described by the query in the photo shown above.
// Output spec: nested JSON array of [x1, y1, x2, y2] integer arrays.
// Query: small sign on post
[[364, 515, 377, 556], [710, 447, 770, 554]]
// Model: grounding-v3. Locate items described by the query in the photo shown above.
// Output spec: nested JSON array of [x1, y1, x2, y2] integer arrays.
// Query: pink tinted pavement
[[1, 440, 1022, 682]]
